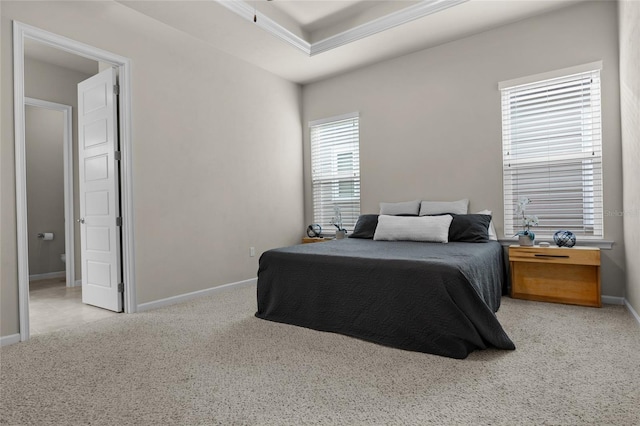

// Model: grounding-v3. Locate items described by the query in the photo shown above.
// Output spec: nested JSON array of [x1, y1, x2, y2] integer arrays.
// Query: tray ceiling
[[27, 0, 585, 84]]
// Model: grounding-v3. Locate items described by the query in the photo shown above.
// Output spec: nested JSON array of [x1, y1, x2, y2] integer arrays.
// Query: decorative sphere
[[307, 224, 322, 238], [553, 230, 576, 248]]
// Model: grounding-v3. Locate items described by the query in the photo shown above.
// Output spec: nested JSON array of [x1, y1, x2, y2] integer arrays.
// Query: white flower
[[514, 197, 538, 234], [331, 206, 343, 231], [516, 197, 531, 215], [524, 215, 539, 227]]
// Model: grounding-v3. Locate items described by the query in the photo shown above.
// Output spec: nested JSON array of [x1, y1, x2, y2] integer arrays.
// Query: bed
[[255, 238, 515, 359]]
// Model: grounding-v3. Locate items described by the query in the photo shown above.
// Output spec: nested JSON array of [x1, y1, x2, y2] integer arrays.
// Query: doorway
[[24, 99, 119, 335], [13, 21, 136, 342]]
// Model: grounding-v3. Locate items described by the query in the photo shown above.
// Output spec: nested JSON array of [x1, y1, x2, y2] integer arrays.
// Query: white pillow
[[419, 199, 469, 216], [476, 209, 497, 241], [379, 200, 421, 216], [373, 215, 453, 243]]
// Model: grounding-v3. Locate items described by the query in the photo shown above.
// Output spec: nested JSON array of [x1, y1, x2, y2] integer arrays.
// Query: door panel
[[78, 68, 122, 312]]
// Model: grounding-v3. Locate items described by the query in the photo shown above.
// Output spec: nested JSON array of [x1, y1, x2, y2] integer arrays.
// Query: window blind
[[310, 114, 360, 234], [501, 68, 603, 238]]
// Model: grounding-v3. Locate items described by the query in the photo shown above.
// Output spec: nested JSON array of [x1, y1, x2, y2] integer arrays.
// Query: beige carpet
[[1, 284, 639, 425]]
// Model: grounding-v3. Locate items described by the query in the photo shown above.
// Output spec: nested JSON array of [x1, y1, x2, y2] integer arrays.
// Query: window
[[310, 113, 360, 234], [500, 63, 603, 238]]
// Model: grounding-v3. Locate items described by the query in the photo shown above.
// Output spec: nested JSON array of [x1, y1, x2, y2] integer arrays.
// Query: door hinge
[[114, 151, 122, 161], [116, 217, 122, 227], [113, 84, 120, 95], [118, 282, 124, 293]]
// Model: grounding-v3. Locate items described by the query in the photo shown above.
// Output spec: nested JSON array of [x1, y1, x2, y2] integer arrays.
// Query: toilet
[[60, 253, 66, 264]]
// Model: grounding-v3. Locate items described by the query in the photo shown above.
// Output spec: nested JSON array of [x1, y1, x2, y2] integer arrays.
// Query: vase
[[553, 230, 576, 247], [518, 234, 534, 246]]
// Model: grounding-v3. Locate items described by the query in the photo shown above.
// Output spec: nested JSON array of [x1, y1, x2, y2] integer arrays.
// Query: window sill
[[498, 239, 614, 250]]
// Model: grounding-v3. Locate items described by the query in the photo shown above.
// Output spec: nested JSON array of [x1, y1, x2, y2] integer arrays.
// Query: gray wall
[[24, 56, 95, 281], [25, 106, 65, 276], [619, 0, 640, 314], [302, 1, 625, 297], [1, 1, 303, 337]]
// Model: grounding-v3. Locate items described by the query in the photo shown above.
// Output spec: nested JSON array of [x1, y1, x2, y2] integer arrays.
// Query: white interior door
[[78, 67, 122, 312]]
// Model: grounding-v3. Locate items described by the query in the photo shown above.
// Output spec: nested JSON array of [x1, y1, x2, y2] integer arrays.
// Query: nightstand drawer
[[509, 246, 600, 266], [511, 262, 600, 307]]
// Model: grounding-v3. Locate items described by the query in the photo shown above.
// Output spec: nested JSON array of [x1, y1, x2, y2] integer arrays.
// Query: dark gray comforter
[[256, 239, 515, 359]]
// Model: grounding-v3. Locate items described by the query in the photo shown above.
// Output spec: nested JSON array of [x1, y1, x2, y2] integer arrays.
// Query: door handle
[[77, 218, 85, 224]]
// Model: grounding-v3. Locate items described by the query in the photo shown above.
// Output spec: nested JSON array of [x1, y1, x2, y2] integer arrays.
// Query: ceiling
[[265, 0, 417, 39], [24, 1, 584, 84], [273, 1, 371, 28], [118, 0, 583, 84]]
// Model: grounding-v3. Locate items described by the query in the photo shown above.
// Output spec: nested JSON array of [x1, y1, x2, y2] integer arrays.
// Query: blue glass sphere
[[553, 230, 576, 248]]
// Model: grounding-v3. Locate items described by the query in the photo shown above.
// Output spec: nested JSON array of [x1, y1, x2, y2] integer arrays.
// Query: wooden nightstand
[[509, 245, 601, 307], [302, 237, 332, 244]]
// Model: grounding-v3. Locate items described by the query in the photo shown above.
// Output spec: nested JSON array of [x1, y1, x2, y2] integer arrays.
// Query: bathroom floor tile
[[29, 277, 119, 335]]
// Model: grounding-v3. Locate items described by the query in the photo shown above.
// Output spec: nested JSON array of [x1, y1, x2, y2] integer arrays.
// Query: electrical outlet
[[250, 247, 256, 257]]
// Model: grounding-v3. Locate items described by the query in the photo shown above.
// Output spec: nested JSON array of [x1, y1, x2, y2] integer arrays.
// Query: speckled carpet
[[1, 284, 639, 425]]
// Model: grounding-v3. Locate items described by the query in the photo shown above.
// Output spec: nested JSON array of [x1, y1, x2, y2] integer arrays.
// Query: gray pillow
[[419, 199, 469, 216], [379, 200, 421, 216]]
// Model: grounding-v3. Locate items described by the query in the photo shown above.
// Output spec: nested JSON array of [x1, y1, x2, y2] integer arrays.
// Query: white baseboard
[[29, 271, 65, 281], [73, 279, 82, 287], [137, 278, 257, 312], [602, 296, 640, 327], [602, 295, 625, 305], [0, 333, 21, 347], [624, 299, 640, 327]]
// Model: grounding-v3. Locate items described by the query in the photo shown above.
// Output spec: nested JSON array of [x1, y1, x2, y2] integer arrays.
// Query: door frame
[[24, 97, 75, 290], [13, 21, 137, 342]]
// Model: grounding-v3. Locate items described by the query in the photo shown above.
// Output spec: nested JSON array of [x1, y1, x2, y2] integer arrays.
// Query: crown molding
[[216, 0, 469, 57], [310, 0, 469, 56], [216, 0, 311, 55]]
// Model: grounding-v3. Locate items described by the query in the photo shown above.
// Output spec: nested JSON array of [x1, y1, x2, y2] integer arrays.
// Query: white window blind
[[501, 67, 603, 238], [310, 113, 360, 234]]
